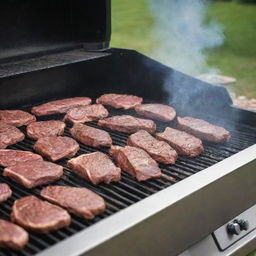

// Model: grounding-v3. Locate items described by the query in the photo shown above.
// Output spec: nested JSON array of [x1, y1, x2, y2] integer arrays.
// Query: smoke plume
[[148, 0, 224, 76]]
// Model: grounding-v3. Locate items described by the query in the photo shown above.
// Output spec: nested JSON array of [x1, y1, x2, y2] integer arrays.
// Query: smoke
[[148, 0, 224, 76]]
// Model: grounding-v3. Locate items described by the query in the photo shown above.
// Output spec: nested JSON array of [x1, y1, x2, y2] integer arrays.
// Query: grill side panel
[[0, 49, 232, 118], [1, 49, 255, 126]]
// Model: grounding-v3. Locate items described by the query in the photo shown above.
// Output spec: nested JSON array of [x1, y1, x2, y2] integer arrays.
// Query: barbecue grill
[[0, 1, 256, 256]]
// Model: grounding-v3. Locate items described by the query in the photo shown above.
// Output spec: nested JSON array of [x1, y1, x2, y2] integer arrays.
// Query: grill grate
[[0, 105, 255, 256]]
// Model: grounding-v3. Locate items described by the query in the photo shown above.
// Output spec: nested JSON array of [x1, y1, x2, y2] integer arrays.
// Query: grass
[[111, 0, 256, 98], [207, 2, 256, 98], [111, 0, 156, 53]]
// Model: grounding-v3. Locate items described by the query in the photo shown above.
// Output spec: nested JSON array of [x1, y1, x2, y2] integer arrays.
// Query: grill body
[[0, 48, 255, 256]]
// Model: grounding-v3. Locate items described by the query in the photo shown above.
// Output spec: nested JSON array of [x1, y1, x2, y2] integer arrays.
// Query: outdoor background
[[111, 0, 256, 99]]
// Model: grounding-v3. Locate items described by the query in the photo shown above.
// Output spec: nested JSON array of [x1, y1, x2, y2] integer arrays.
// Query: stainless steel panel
[[213, 205, 256, 250], [179, 229, 256, 256]]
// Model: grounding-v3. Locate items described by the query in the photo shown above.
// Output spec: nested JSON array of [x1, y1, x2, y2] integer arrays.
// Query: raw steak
[[64, 104, 109, 123], [0, 123, 25, 149], [41, 186, 106, 219], [96, 93, 143, 109], [135, 104, 176, 122], [156, 127, 204, 157], [109, 145, 161, 181], [3, 161, 63, 189], [70, 123, 112, 148], [67, 152, 121, 185], [0, 183, 12, 203], [31, 97, 92, 116], [34, 136, 80, 161], [98, 115, 156, 134], [0, 110, 36, 127], [127, 130, 178, 164], [11, 196, 71, 233], [0, 219, 28, 250], [177, 116, 231, 143], [0, 149, 43, 167], [27, 120, 66, 140]]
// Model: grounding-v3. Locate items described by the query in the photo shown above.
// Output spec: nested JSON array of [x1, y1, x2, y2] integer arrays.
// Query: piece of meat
[[0, 219, 29, 250], [41, 186, 106, 219], [0, 183, 12, 203], [27, 120, 66, 140], [67, 152, 121, 185], [156, 127, 204, 157], [34, 136, 80, 161], [109, 145, 161, 181], [135, 104, 176, 122], [70, 123, 112, 148], [98, 115, 156, 134], [64, 104, 109, 123], [127, 130, 178, 164], [0, 110, 36, 127], [31, 97, 92, 116], [177, 116, 231, 143], [96, 93, 143, 109], [3, 161, 63, 189], [11, 196, 71, 233], [0, 123, 25, 149], [0, 149, 43, 167]]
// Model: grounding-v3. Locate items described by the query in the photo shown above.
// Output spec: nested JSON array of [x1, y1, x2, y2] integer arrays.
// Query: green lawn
[[207, 2, 256, 98], [112, 0, 256, 98], [112, 0, 155, 53]]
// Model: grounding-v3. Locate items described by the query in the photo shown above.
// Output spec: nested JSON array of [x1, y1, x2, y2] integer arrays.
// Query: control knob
[[237, 219, 249, 231], [227, 222, 241, 235]]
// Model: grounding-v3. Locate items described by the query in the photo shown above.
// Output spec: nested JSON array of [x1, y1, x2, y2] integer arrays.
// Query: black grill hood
[[0, 0, 111, 63]]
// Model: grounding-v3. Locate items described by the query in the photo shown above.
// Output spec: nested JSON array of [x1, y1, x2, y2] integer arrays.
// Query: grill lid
[[0, 0, 111, 63]]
